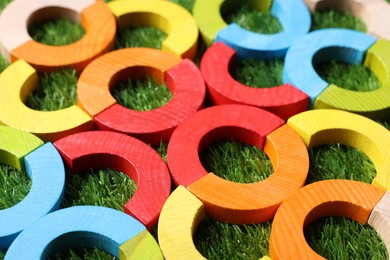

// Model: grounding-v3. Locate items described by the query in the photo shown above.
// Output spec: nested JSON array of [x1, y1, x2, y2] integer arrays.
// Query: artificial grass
[[0, 0, 389, 259]]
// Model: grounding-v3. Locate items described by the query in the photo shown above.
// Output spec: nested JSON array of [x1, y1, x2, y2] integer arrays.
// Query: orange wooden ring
[[0, 0, 116, 73], [269, 180, 386, 259], [168, 104, 310, 224]]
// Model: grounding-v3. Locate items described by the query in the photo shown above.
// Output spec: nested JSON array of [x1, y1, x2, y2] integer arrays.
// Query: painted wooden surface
[[0, 59, 93, 142], [120, 230, 163, 260], [94, 59, 206, 146], [53, 130, 171, 230], [0, 125, 43, 171], [368, 190, 390, 254], [4, 206, 145, 259], [108, 0, 198, 59], [188, 124, 309, 224], [77, 47, 181, 117], [0, 0, 115, 73], [167, 104, 285, 187], [216, 0, 311, 60], [304, 0, 390, 41], [287, 109, 390, 190], [315, 39, 390, 119], [158, 186, 206, 260], [283, 28, 376, 106], [200, 42, 309, 120], [269, 179, 386, 259], [0, 143, 65, 250]]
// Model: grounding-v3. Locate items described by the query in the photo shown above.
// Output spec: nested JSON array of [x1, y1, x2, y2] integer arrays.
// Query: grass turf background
[[1, 0, 390, 259]]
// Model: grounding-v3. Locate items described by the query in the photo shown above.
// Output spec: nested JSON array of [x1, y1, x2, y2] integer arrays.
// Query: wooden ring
[[269, 179, 385, 259], [283, 28, 376, 106], [119, 230, 164, 260], [107, 0, 198, 59], [168, 104, 310, 223], [200, 42, 309, 120], [0, 0, 116, 73], [288, 109, 390, 190], [54, 130, 172, 230], [78, 48, 206, 146], [0, 60, 93, 142], [4, 206, 147, 259]]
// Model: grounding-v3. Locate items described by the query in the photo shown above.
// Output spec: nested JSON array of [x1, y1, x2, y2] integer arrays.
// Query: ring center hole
[[110, 66, 173, 111], [28, 7, 85, 46]]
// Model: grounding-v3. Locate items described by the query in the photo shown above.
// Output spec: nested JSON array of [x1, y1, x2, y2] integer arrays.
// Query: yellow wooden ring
[[0, 60, 93, 142], [107, 0, 198, 59], [287, 109, 390, 190]]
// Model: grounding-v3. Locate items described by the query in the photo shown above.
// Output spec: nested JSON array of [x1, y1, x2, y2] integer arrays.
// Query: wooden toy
[[315, 39, 390, 119], [193, 0, 271, 46], [107, 0, 198, 60], [53, 130, 171, 230], [368, 191, 390, 254], [188, 124, 309, 224], [200, 42, 309, 120], [269, 179, 386, 259], [0, 0, 116, 73], [304, 0, 390, 41], [120, 230, 163, 260], [0, 59, 93, 142], [287, 109, 390, 190], [216, 0, 311, 60], [78, 48, 205, 146], [1, 143, 65, 250], [283, 28, 376, 106], [158, 186, 206, 259], [0, 125, 43, 171], [4, 206, 146, 259]]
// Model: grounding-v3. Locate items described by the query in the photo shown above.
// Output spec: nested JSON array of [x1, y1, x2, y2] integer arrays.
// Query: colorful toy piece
[[269, 179, 386, 259], [120, 230, 163, 260], [167, 104, 310, 224], [368, 191, 390, 254], [215, 0, 311, 59], [288, 109, 390, 190], [0, 0, 115, 73], [107, 0, 198, 59], [0, 59, 93, 142], [0, 126, 65, 249], [200, 42, 309, 120], [78, 48, 206, 146], [4, 206, 148, 259], [54, 130, 171, 230], [304, 0, 390, 41]]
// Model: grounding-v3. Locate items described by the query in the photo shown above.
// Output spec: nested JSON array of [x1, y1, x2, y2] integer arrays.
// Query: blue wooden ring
[[4, 206, 146, 259], [215, 0, 311, 60], [0, 142, 65, 250], [283, 28, 376, 107]]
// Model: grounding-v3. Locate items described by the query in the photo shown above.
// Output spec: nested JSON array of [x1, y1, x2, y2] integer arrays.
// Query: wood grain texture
[[167, 104, 285, 187], [188, 124, 309, 224], [304, 0, 390, 41], [216, 0, 311, 60], [4, 206, 145, 259], [0, 125, 43, 171], [108, 0, 198, 59], [287, 109, 390, 190], [158, 186, 206, 260], [120, 230, 163, 260], [315, 39, 390, 119], [368, 191, 390, 254], [200, 42, 309, 120], [1, 0, 116, 73], [270, 180, 386, 259], [0, 143, 65, 250], [94, 59, 206, 146], [0, 59, 93, 142], [77, 47, 181, 117], [53, 130, 171, 230], [283, 28, 376, 106]]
